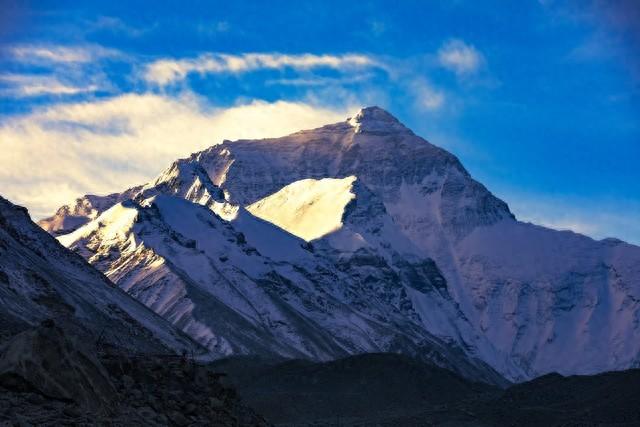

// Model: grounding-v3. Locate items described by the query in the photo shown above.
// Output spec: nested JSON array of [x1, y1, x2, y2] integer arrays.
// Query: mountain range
[[37, 106, 640, 384]]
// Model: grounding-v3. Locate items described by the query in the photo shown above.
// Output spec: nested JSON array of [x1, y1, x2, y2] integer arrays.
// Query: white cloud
[[437, 39, 484, 75], [9, 44, 123, 64], [531, 218, 599, 236], [0, 94, 351, 218], [11, 46, 90, 63], [3, 45, 123, 97], [0, 74, 99, 97], [266, 74, 373, 87], [144, 53, 379, 85]]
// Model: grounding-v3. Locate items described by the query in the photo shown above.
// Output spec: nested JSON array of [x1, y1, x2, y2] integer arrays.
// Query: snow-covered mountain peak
[[347, 106, 412, 135], [39, 107, 640, 383], [141, 158, 225, 203]]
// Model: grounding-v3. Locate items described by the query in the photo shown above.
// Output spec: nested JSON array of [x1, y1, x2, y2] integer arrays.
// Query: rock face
[[0, 320, 116, 412], [45, 106, 640, 382], [0, 323, 269, 426]]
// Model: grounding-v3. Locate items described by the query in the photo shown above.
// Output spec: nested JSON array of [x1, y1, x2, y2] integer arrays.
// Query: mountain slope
[[45, 106, 640, 382], [211, 353, 497, 425], [0, 196, 201, 354], [37, 187, 142, 236], [58, 190, 504, 385], [213, 355, 640, 426]]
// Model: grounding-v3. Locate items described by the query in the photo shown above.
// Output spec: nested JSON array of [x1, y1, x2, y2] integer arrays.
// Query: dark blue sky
[[1, 0, 639, 243]]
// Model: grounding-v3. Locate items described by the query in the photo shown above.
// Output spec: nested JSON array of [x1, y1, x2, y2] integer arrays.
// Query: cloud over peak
[[0, 94, 350, 218]]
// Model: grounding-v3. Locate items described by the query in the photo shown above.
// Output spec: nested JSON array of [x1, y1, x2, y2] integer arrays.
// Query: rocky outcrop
[[0, 320, 115, 412], [0, 322, 270, 426]]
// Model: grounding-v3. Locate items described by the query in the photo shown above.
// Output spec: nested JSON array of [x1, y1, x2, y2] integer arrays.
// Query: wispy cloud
[[9, 44, 123, 64], [0, 40, 494, 217], [144, 53, 380, 85], [410, 78, 445, 111], [0, 74, 99, 97], [0, 94, 350, 218], [369, 20, 387, 37], [437, 39, 484, 76], [86, 16, 156, 38], [266, 74, 373, 87], [196, 20, 231, 35], [3, 44, 127, 98]]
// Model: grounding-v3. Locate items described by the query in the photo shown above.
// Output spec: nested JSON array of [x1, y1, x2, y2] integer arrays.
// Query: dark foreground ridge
[[0, 320, 269, 426], [1, 321, 638, 426], [213, 354, 640, 427]]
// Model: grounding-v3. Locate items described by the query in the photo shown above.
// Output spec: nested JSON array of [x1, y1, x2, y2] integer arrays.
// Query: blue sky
[[1, 0, 639, 243]]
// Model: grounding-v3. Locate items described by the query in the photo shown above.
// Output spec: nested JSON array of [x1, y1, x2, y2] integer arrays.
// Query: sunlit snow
[[247, 176, 357, 241]]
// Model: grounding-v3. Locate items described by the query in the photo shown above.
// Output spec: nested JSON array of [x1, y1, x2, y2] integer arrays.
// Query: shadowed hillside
[[213, 354, 640, 426]]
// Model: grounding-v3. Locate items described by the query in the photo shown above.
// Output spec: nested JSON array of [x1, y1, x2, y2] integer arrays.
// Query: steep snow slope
[[0, 196, 201, 354], [457, 221, 640, 377], [59, 191, 504, 384], [47, 106, 640, 382], [247, 176, 357, 241], [38, 187, 142, 235], [191, 107, 640, 380], [245, 175, 420, 256], [196, 107, 513, 241]]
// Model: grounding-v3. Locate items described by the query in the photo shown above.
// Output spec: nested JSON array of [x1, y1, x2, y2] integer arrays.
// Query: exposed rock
[[0, 320, 115, 412], [0, 325, 270, 426]]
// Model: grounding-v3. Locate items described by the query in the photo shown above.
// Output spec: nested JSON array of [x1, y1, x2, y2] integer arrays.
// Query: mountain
[[44, 106, 640, 382], [0, 196, 201, 354]]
